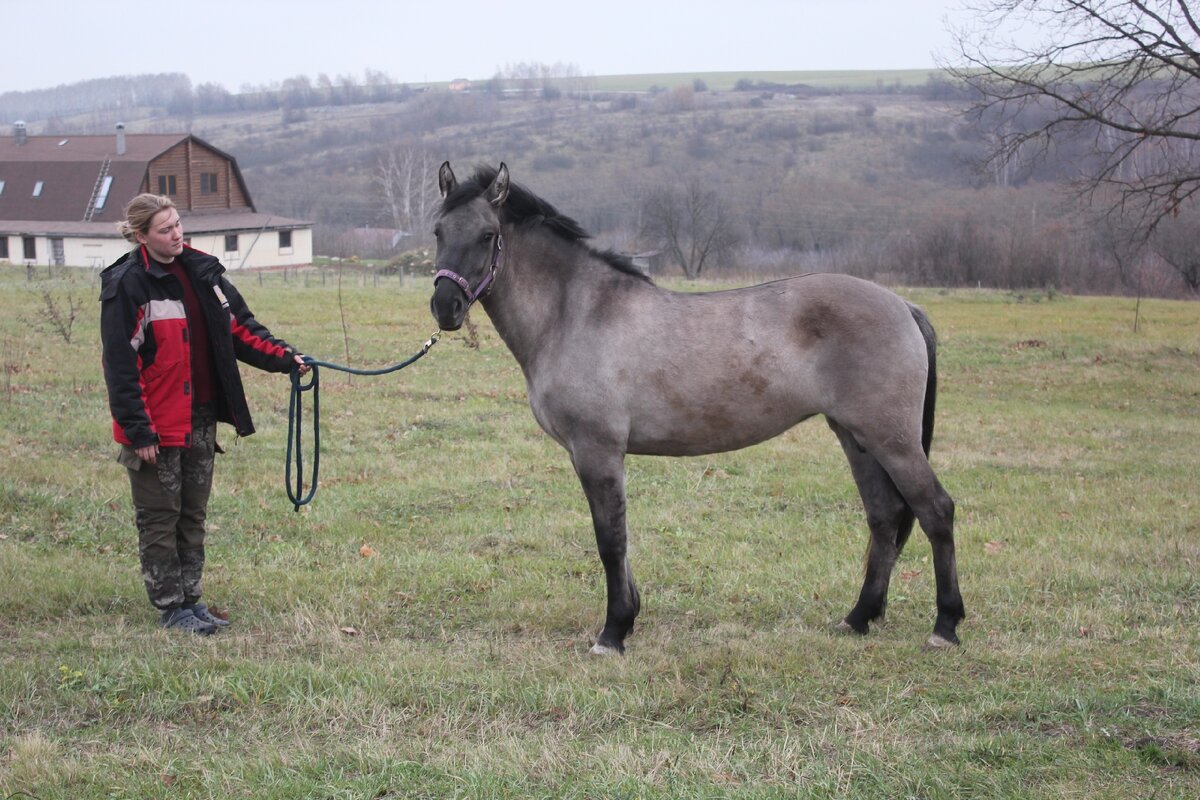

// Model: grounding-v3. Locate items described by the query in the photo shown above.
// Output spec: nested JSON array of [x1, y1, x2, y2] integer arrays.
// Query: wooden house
[[0, 122, 311, 269]]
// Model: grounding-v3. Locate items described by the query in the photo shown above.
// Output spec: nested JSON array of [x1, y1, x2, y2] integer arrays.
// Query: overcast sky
[[3, 0, 975, 94]]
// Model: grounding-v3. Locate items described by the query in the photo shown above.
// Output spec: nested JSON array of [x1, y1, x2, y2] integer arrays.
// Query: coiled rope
[[285, 332, 440, 511]]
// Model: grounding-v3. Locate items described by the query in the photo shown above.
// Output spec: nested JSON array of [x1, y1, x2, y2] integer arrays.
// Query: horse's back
[[542, 272, 931, 458], [657, 273, 928, 382]]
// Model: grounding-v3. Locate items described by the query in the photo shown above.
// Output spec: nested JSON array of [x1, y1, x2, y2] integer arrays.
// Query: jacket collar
[[178, 245, 225, 283], [101, 242, 226, 295], [134, 244, 225, 284]]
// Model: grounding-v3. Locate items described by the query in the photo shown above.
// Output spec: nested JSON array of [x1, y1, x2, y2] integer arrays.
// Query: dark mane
[[442, 165, 653, 284]]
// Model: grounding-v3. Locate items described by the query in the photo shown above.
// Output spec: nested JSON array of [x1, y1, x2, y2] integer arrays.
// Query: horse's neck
[[481, 232, 587, 372]]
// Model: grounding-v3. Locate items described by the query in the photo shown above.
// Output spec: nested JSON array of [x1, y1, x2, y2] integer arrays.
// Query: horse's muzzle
[[430, 279, 467, 331]]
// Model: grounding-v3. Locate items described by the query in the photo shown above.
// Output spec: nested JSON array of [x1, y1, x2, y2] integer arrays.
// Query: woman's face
[[137, 207, 184, 262]]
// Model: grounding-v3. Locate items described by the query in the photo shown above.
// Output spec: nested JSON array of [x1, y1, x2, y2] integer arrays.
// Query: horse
[[429, 162, 964, 655]]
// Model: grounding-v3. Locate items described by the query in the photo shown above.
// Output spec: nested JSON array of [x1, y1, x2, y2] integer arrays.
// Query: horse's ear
[[438, 161, 457, 199], [486, 163, 510, 208]]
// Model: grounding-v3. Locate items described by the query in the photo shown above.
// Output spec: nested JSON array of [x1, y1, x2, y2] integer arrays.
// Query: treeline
[[177, 72, 423, 119], [1, 64, 592, 124], [0, 74, 192, 122], [0, 71, 421, 123], [770, 187, 1198, 298], [2, 66, 957, 126]]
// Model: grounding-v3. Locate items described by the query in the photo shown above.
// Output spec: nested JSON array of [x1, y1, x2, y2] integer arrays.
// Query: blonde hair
[[117, 193, 176, 243]]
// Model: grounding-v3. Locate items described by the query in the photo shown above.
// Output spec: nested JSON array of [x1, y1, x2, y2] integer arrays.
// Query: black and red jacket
[[100, 244, 297, 448]]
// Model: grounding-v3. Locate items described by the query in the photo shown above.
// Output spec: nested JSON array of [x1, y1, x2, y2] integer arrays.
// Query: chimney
[[115, 122, 126, 155], [14, 120, 27, 145]]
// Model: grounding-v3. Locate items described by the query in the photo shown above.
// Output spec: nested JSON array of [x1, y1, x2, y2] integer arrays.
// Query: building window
[[200, 173, 218, 194], [23, 237, 36, 260], [279, 230, 292, 249], [224, 234, 238, 252], [0, 180, 5, 196], [95, 175, 114, 211], [33, 181, 44, 197], [157, 175, 177, 195], [0, 237, 8, 259]]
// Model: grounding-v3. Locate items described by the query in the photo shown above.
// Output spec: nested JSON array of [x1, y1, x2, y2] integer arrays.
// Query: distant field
[[1, 266, 1197, 798], [420, 68, 945, 93], [576, 69, 944, 92]]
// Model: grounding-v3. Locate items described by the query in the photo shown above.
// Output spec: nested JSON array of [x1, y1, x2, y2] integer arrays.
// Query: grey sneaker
[[185, 602, 230, 628], [160, 607, 216, 635]]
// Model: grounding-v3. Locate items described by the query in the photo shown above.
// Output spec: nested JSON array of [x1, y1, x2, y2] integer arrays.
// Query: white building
[[0, 123, 311, 269]]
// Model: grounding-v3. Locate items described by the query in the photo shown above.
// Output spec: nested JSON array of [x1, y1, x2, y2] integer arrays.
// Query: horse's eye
[[433, 227, 442, 240], [481, 231, 495, 244]]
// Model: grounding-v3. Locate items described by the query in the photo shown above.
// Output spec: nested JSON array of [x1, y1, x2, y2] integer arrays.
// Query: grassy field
[[582, 69, 942, 92], [1, 265, 1197, 798]]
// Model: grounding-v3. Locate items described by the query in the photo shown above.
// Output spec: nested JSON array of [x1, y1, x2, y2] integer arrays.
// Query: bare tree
[[640, 178, 740, 279], [374, 145, 437, 247], [335, 74, 360, 106], [946, 1, 1200, 235], [497, 61, 585, 95], [1150, 206, 1200, 290]]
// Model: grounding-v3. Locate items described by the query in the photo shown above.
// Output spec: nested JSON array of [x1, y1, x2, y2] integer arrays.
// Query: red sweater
[[158, 257, 216, 406]]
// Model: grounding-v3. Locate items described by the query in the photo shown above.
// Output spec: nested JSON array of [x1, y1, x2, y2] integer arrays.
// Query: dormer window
[[32, 181, 44, 197]]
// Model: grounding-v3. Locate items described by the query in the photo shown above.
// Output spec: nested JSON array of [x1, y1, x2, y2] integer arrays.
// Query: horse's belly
[[626, 400, 817, 457]]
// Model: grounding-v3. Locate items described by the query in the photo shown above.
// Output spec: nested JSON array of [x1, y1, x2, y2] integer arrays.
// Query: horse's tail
[[908, 303, 937, 458]]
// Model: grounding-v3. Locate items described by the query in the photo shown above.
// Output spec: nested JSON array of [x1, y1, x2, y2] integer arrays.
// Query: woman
[[100, 193, 309, 635]]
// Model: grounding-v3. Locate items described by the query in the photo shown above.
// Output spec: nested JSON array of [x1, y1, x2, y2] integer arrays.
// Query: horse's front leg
[[571, 447, 640, 655]]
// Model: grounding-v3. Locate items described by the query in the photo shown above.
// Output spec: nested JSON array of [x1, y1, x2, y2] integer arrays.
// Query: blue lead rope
[[286, 333, 440, 511]]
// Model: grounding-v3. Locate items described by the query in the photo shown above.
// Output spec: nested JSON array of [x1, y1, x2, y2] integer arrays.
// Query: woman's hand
[[294, 354, 311, 376], [136, 444, 159, 465]]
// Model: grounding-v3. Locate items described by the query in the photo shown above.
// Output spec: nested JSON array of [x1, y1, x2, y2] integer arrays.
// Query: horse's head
[[429, 161, 509, 331]]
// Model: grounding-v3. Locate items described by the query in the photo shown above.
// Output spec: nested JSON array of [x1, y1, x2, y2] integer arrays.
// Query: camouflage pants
[[120, 405, 217, 610]]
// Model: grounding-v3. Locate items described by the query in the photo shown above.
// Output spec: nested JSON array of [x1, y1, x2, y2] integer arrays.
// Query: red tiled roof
[[0, 133, 188, 163], [0, 132, 264, 225], [1, 133, 189, 225], [0, 159, 156, 223]]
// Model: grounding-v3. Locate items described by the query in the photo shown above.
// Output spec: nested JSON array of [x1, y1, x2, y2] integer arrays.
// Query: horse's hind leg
[[872, 446, 964, 648], [570, 445, 641, 656], [829, 420, 916, 636]]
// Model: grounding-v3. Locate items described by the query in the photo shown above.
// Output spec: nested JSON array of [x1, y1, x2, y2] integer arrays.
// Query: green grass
[[1, 266, 1198, 798]]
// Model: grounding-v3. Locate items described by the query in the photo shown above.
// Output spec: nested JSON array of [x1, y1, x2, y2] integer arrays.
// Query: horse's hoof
[[835, 619, 867, 636], [588, 643, 622, 657], [924, 634, 959, 650]]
